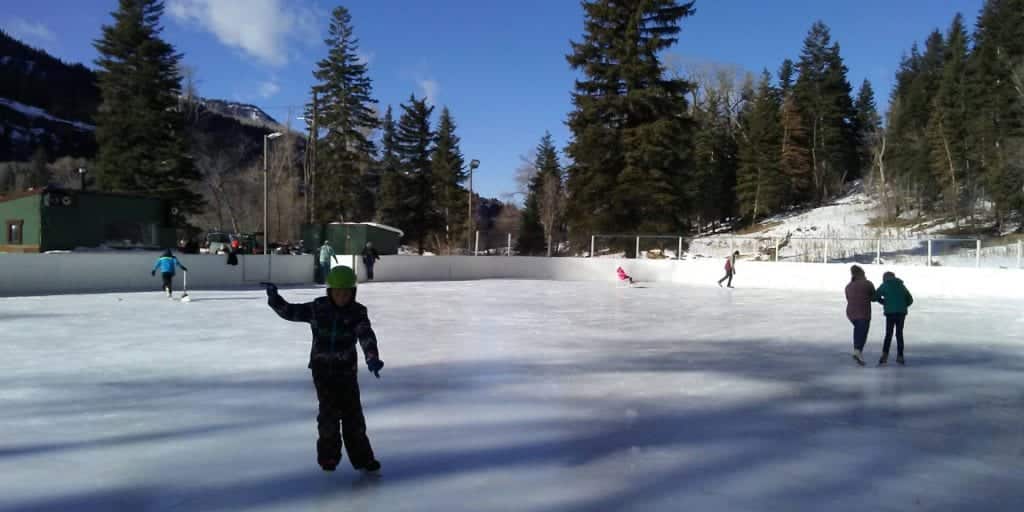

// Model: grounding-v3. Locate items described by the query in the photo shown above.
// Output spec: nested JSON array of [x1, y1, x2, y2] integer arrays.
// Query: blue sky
[[2, 0, 984, 200]]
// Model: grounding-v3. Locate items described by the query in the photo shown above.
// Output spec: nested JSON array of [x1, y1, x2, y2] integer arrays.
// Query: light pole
[[264, 132, 283, 254], [77, 167, 88, 191], [468, 159, 480, 253]]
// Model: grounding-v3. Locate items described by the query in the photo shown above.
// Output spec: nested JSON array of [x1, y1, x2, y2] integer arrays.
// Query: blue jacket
[[153, 255, 187, 275]]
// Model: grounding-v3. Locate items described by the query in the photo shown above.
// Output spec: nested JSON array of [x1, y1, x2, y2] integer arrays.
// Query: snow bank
[[0, 97, 95, 131]]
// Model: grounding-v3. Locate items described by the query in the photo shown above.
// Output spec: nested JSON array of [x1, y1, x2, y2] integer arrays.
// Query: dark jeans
[[851, 319, 870, 351], [883, 314, 907, 356], [161, 272, 174, 292], [718, 270, 734, 287], [311, 370, 376, 468], [363, 261, 375, 281], [320, 261, 331, 284]]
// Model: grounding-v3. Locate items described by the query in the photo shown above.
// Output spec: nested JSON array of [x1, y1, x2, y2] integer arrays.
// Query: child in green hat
[[264, 266, 384, 472]]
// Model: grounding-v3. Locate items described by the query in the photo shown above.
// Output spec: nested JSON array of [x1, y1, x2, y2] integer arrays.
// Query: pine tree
[[93, 0, 203, 220], [793, 22, 860, 202], [927, 14, 971, 222], [854, 79, 881, 182], [968, 0, 1024, 230], [534, 133, 564, 256], [430, 107, 467, 250], [565, 0, 696, 248], [778, 59, 796, 96], [395, 94, 435, 253], [376, 106, 407, 230], [310, 6, 379, 222], [779, 89, 813, 206], [737, 71, 783, 221]]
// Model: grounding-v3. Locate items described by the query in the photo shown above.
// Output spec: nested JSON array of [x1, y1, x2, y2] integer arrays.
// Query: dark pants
[[883, 314, 907, 356], [161, 272, 174, 292], [718, 270, 734, 287], [363, 260, 375, 280], [320, 261, 331, 284], [850, 319, 870, 351], [311, 370, 376, 468]]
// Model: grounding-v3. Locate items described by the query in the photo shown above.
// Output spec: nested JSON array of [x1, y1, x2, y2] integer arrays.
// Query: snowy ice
[[1, 280, 1023, 511]]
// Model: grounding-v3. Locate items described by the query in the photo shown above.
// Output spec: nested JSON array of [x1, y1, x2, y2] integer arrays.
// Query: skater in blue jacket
[[151, 249, 188, 298]]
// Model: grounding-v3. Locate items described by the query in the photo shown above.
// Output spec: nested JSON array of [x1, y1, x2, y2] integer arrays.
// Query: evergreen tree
[[737, 72, 783, 221], [779, 88, 813, 205], [793, 22, 860, 202], [28, 147, 51, 189], [927, 13, 971, 221], [376, 106, 407, 229], [93, 0, 203, 220], [967, 0, 1024, 229], [534, 132, 564, 255], [854, 79, 881, 182], [778, 59, 796, 96], [690, 89, 739, 227], [565, 0, 696, 249], [310, 6, 379, 222], [394, 94, 435, 253], [430, 107, 467, 249]]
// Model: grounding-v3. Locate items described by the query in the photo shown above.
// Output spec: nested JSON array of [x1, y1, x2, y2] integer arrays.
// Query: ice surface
[[1, 280, 1023, 512]]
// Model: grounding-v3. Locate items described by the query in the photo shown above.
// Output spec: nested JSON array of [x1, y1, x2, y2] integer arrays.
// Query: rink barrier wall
[[0, 252, 313, 296], [2, 253, 1022, 299]]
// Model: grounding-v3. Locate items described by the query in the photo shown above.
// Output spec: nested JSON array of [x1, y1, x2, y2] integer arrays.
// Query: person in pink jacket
[[844, 265, 876, 366], [616, 266, 634, 285]]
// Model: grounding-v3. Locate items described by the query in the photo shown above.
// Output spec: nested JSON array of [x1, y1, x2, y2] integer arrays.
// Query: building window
[[6, 220, 24, 244]]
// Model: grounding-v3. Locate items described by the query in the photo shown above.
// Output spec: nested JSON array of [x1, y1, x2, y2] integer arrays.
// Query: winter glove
[[151, 270, 156, 276], [367, 358, 384, 379], [181, 266, 188, 272]]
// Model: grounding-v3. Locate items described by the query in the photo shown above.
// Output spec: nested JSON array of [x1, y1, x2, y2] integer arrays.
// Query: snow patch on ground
[[0, 96, 95, 131]]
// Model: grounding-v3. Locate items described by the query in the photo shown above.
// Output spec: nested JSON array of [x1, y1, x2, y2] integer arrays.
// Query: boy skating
[[718, 251, 740, 288], [265, 266, 383, 472], [874, 271, 914, 365], [151, 249, 188, 298]]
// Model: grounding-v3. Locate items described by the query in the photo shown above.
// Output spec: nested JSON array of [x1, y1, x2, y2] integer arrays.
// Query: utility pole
[[310, 91, 319, 224], [467, 159, 480, 253]]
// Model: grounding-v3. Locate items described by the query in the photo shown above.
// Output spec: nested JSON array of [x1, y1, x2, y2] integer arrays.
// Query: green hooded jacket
[[874, 277, 914, 315]]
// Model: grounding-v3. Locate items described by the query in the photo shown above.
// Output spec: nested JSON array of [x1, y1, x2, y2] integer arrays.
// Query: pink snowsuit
[[617, 267, 632, 282]]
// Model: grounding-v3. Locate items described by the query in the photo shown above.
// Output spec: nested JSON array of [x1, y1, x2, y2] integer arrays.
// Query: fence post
[[976, 239, 981, 268], [636, 236, 640, 259], [824, 239, 829, 264], [507, 233, 512, 256], [876, 239, 882, 264], [591, 235, 595, 258], [927, 239, 932, 267], [774, 238, 780, 262], [677, 236, 683, 261], [475, 231, 480, 256], [1018, 240, 1022, 269]]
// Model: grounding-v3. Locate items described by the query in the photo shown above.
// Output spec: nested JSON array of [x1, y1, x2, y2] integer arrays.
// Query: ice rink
[[2, 280, 1023, 512]]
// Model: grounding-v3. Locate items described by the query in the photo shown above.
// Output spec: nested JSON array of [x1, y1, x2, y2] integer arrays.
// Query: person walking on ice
[[361, 242, 381, 281], [318, 240, 338, 284], [264, 266, 384, 473], [844, 265, 876, 366], [874, 271, 913, 365], [151, 249, 188, 298], [718, 251, 740, 288]]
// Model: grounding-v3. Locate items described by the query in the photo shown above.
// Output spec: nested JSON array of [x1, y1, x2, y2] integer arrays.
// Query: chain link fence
[[590, 234, 1024, 269]]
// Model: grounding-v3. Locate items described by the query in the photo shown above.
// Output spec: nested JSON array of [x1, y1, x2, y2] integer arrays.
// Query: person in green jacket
[[873, 271, 914, 365]]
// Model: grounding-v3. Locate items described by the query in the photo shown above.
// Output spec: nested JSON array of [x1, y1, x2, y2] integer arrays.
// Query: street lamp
[[264, 132, 283, 255], [77, 168, 88, 191], [467, 159, 480, 253]]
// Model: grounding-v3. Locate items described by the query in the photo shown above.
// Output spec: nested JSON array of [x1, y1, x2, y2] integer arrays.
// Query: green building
[[0, 188, 176, 253], [301, 222, 403, 255]]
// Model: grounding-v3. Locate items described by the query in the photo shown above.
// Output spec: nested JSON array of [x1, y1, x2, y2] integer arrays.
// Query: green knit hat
[[326, 266, 358, 289]]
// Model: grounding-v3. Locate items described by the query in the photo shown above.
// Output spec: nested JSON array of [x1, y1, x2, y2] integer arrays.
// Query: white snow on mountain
[[0, 96, 95, 131]]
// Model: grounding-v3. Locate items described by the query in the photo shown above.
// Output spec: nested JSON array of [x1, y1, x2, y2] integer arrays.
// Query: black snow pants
[[718, 269, 734, 287], [161, 272, 174, 292], [882, 314, 907, 357], [311, 369, 376, 468], [363, 260, 376, 281]]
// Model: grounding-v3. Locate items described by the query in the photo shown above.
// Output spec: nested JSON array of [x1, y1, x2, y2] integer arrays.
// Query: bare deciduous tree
[[538, 172, 565, 257]]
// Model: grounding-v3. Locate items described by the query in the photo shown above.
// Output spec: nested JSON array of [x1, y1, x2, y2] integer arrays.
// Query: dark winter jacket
[[361, 247, 380, 264], [268, 294, 380, 374], [845, 277, 876, 321], [874, 277, 914, 315]]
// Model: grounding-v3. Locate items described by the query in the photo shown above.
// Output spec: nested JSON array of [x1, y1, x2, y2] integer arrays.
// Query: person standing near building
[[319, 241, 338, 284], [361, 242, 381, 281]]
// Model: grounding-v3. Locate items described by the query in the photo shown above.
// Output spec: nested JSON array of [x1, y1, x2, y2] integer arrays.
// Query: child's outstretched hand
[[259, 282, 278, 297], [367, 358, 384, 379]]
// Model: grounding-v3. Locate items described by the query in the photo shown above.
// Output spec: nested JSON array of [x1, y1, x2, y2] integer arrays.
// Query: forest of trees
[[2, 0, 1022, 252]]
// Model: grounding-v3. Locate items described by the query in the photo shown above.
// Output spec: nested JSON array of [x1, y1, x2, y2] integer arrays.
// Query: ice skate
[[896, 355, 905, 365], [878, 353, 888, 366], [355, 459, 381, 473], [852, 350, 865, 366]]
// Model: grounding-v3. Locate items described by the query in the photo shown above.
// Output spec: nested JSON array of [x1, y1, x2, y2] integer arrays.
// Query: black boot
[[354, 459, 381, 472], [896, 355, 905, 365], [878, 353, 888, 366]]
